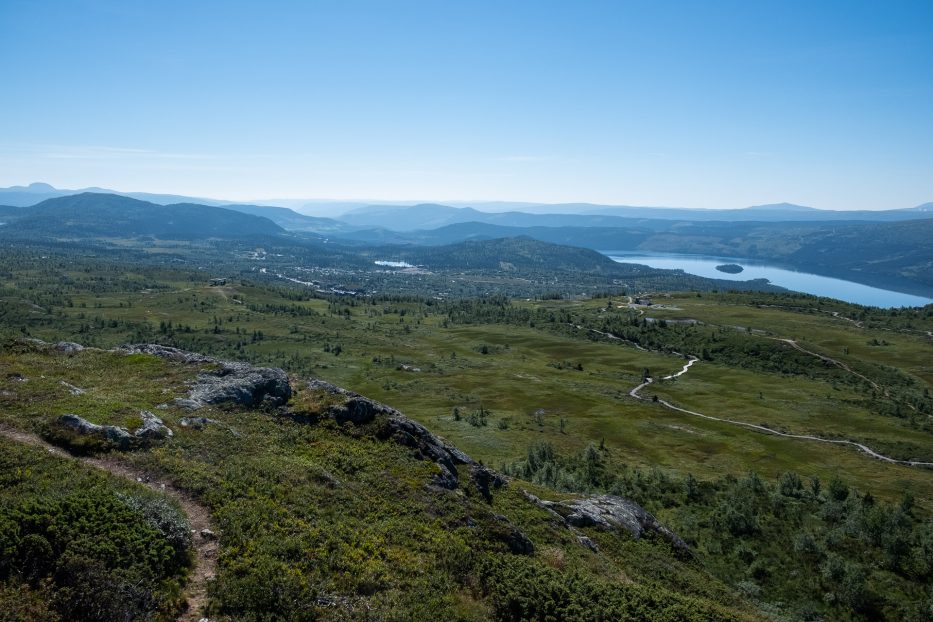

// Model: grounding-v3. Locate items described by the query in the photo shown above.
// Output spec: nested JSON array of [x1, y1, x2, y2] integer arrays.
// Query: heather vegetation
[[1, 242, 931, 621]]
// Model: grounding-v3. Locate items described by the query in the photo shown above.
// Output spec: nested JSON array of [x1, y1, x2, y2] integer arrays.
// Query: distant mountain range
[[0, 193, 284, 239], [1, 187, 931, 298], [337, 201, 933, 228], [2, 183, 931, 222]]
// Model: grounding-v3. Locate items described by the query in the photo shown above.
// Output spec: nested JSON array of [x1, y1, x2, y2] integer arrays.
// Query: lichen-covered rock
[[306, 378, 478, 489], [118, 343, 215, 365], [57, 414, 133, 449], [119, 344, 292, 410], [55, 411, 174, 449], [526, 492, 688, 552], [185, 362, 291, 409], [306, 378, 398, 425], [134, 411, 173, 440]]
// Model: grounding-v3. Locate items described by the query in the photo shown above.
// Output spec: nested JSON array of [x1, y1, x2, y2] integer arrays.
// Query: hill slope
[[0, 340, 768, 622], [0, 193, 284, 239]]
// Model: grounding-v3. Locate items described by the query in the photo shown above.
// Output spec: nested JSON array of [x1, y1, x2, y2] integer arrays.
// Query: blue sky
[[1, 0, 931, 209]]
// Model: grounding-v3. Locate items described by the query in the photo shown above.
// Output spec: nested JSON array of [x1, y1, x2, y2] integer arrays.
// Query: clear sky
[[1, 0, 932, 209]]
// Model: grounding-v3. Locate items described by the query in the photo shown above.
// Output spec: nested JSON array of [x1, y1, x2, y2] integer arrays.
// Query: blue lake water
[[604, 252, 933, 308]]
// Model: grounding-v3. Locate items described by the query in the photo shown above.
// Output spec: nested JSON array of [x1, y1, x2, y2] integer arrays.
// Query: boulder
[[57, 414, 133, 449], [59, 381, 85, 395], [179, 416, 219, 429], [185, 362, 291, 409], [525, 492, 688, 552], [134, 411, 173, 440], [119, 344, 292, 410], [55, 411, 174, 449]]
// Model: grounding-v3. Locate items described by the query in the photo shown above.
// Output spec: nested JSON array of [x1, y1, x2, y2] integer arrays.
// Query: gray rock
[[179, 416, 219, 429], [199, 528, 217, 540], [54, 341, 84, 354], [577, 535, 599, 552], [57, 414, 133, 449], [118, 343, 215, 365], [185, 362, 291, 409], [118, 343, 292, 410], [173, 398, 203, 410], [59, 380, 85, 395], [134, 411, 173, 440], [119, 344, 292, 410], [525, 492, 688, 552]]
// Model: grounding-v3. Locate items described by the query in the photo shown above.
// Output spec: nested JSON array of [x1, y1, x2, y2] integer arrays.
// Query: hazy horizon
[[5, 180, 933, 213], [2, 1, 932, 210]]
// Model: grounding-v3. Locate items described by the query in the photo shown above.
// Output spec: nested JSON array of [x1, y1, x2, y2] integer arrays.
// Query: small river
[[604, 252, 933, 308]]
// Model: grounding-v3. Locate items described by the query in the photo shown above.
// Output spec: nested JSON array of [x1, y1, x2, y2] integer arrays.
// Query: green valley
[[1, 240, 931, 621]]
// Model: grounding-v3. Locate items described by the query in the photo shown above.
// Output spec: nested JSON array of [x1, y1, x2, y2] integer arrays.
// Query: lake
[[604, 252, 933, 308]]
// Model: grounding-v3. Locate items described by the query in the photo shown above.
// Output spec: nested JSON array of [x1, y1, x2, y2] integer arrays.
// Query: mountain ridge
[[0, 192, 285, 239]]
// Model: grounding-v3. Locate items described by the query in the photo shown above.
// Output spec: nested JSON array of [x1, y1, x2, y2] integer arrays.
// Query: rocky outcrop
[[523, 491, 688, 553], [471, 465, 507, 503], [55, 411, 174, 449], [118, 344, 215, 365], [120, 344, 292, 410], [135, 411, 173, 440], [183, 362, 291, 409], [54, 341, 85, 354], [57, 413, 134, 449], [306, 379, 477, 489]]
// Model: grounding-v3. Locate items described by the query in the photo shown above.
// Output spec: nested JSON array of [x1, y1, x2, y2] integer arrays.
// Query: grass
[[0, 342, 767, 621], [4, 270, 931, 509]]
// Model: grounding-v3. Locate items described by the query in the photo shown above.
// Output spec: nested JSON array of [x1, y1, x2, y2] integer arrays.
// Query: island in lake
[[715, 263, 744, 274]]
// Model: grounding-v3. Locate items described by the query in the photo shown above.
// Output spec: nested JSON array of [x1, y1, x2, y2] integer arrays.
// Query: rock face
[[306, 379, 476, 489], [471, 465, 507, 503], [120, 344, 292, 410], [525, 491, 688, 552]]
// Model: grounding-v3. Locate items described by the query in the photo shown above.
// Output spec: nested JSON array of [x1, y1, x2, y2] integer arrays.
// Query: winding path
[[628, 358, 933, 468], [770, 338, 882, 392], [0, 426, 217, 622], [570, 324, 649, 351]]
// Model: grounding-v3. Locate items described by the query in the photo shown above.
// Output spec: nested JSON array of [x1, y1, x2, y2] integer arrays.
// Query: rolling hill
[[0, 193, 284, 239]]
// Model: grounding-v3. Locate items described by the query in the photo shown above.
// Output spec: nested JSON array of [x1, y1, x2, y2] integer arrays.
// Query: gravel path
[[628, 359, 933, 468]]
